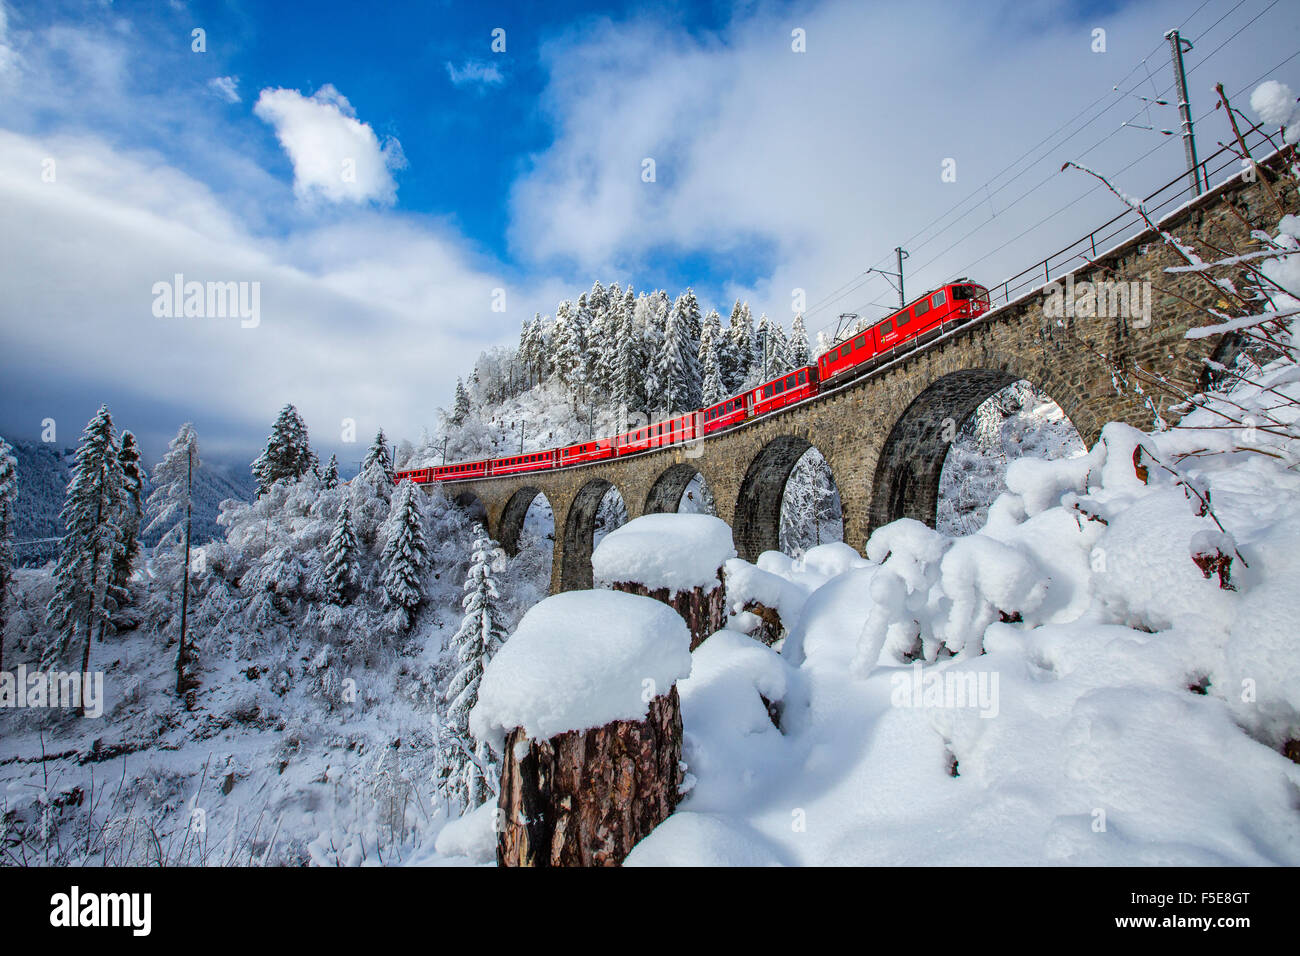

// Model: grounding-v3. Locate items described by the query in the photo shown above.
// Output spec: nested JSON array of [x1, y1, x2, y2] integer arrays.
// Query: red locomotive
[[395, 281, 990, 485]]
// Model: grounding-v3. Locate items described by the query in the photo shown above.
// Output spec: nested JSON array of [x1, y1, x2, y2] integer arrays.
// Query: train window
[[879, 318, 894, 335], [798, 369, 807, 384], [933, 290, 946, 307], [785, 375, 797, 388], [952, 285, 973, 300], [854, 335, 866, 350], [914, 298, 930, 318], [763, 385, 772, 398]]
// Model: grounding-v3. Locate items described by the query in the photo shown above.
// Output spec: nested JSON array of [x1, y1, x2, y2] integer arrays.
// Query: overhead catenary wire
[[827, 0, 1291, 330], [806, 0, 1281, 338]]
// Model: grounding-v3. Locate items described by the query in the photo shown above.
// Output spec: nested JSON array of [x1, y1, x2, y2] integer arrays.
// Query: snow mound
[[724, 557, 810, 627], [470, 589, 693, 746], [592, 513, 736, 594], [432, 800, 498, 864], [625, 811, 786, 866]]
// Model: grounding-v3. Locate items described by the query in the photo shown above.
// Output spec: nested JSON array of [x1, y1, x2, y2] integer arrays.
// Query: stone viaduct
[[433, 155, 1295, 595]]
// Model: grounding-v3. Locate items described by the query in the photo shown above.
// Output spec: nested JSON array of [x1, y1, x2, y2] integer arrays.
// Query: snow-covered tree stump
[[496, 686, 683, 866], [591, 514, 736, 650], [470, 590, 694, 867]]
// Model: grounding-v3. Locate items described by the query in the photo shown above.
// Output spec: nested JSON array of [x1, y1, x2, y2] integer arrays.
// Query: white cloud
[[446, 59, 505, 89], [509, 0, 1300, 342], [208, 74, 240, 104], [0, 128, 572, 459], [254, 83, 406, 205]]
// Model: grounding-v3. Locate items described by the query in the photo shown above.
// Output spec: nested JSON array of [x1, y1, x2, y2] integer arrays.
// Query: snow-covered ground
[[628, 418, 1300, 864]]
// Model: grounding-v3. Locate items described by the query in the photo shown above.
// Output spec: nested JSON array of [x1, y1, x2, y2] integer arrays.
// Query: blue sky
[[1, 0, 1297, 467]]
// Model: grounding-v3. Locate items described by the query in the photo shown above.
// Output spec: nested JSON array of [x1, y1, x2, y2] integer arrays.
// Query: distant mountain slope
[[6, 439, 256, 565]]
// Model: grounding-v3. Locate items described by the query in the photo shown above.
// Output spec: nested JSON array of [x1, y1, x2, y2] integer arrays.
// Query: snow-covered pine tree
[[530, 313, 551, 383], [613, 299, 640, 416], [379, 479, 427, 632], [0, 437, 16, 674], [768, 321, 793, 375], [144, 423, 201, 696], [791, 313, 811, 367], [251, 404, 317, 496], [657, 294, 700, 414], [44, 406, 126, 710], [551, 300, 586, 402], [362, 429, 394, 482], [700, 320, 726, 406], [439, 527, 508, 812], [678, 289, 703, 407], [583, 282, 611, 399], [724, 301, 755, 392], [451, 380, 471, 426], [322, 454, 340, 490], [639, 292, 670, 412], [110, 429, 144, 602], [323, 501, 360, 606], [517, 319, 535, 388]]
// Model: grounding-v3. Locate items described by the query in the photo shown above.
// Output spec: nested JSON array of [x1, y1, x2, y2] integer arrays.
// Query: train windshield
[[952, 285, 976, 300]]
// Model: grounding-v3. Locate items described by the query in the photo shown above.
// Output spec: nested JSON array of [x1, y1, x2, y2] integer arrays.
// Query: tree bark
[[608, 569, 726, 650], [497, 686, 683, 867]]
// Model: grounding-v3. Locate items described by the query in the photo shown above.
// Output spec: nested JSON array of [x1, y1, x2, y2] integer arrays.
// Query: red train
[[398, 281, 990, 485]]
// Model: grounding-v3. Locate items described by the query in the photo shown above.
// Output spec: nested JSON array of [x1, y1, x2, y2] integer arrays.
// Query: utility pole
[[518, 421, 525, 453], [441, 436, 448, 465], [1166, 29, 1204, 196], [895, 247, 908, 306]]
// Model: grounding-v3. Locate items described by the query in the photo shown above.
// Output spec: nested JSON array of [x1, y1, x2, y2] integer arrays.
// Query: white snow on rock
[[592, 513, 736, 594], [469, 589, 693, 747]]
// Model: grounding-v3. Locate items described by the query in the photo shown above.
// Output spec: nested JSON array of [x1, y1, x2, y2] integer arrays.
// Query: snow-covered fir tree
[[144, 423, 201, 693], [362, 429, 394, 483], [657, 292, 702, 413], [251, 404, 317, 496], [451, 380, 471, 426], [144, 423, 201, 582], [110, 429, 144, 602], [323, 501, 360, 606], [0, 437, 16, 673], [322, 453, 340, 490], [724, 300, 755, 392], [379, 479, 427, 632], [613, 303, 641, 416], [438, 527, 508, 813], [44, 406, 126, 695], [700, 320, 726, 406], [791, 313, 811, 367]]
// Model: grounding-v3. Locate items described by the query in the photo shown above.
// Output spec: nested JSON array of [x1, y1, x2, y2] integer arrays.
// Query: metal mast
[[1166, 29, 1204, 196]]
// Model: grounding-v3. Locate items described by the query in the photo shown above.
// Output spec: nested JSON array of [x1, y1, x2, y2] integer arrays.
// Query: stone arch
[[497, 486, 552, 556], [452, 491, 489, 533], [558, 477, 627, 592], [733, 435, 845, 561], [643, 462, 705, 515], [867, 362, 1092, 535]]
